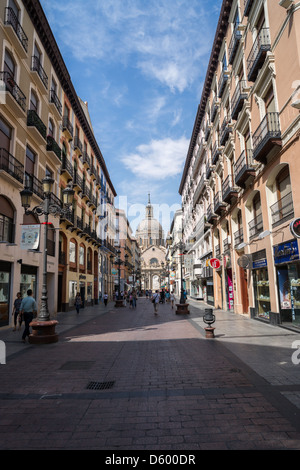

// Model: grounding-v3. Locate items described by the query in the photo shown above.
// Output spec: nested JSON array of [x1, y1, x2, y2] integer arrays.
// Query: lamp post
[[110, 250, 128, 307], [175, 240, 189, 315], [20, 177, 74, 344]]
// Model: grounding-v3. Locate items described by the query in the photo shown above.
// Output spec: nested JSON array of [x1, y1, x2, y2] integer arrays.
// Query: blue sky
[[40, 0, 222, 234]]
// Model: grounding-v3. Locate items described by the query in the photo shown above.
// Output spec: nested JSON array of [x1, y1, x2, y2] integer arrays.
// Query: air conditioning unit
[[279, 0, 294, 9], [237, 254, 253, 269]]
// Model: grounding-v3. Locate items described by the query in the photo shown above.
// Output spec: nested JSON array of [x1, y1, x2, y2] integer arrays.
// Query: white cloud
[[121, 137, 189, 180], [40, 0, 215, 93]]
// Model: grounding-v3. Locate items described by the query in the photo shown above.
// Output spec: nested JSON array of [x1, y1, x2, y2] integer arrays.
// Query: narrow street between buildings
[[1, 296, 300, 451]]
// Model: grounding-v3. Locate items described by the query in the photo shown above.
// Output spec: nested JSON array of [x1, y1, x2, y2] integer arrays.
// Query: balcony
[[31, 56, 48, 92], [206, 160, 214, 180], [74, 136, 83, 156], [231, 80, 248, 120], [220, 117, 233, 146], [60, 209, 75, 227], [252, 112, 281, 163], [205, 124, 212, 142], [81, 182, 90, 200], [49, 89, 62, 117], [61, 156, 74, 181], [76, 216, 84, 232], [89, 165, 96, 179], [210, 97, 219, 123], [0, 71, 26, 116], [228, 27, 242, 65], [62, 116, 73, 141], [247, 28, 271, 82], [27, 110, 47, 144], [218, 68, 230, 98], [46, 135, 61, 162], [0, 148, 24, 185], [82, 152, 90, 169], [73, 172, 83, 191], [270, 191, 294, 228], [211, 142, 222, 165], [234, 228, 244, 248], [24, 172, 43, 199], [4, 7, 28, 58], [193, 174, 208, 206], [249, 213, 263, 239], [222, 175, 239, 203], [206, 205, 217, 224], [244, 0, 254, 16], [214, 191, 227, 215], [234, 149, 256, 188]]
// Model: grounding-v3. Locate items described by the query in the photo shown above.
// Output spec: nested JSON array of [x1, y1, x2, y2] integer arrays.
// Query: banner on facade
[[20, 225, 40, 250]]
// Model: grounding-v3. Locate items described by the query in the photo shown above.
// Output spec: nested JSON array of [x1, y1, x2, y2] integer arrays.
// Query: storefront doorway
[[0, 261, 11, 327]]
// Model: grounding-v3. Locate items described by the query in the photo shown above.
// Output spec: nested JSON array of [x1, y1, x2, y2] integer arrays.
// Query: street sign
[[290, 218, 300, 238], [209, 258, 221, 269]]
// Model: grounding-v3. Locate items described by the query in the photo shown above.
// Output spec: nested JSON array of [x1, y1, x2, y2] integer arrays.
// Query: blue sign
[[253, 258, 267, 269], [273, 240, 299, 265]]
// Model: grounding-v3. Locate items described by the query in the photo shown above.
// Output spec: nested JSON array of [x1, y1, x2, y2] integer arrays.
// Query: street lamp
[[110, 250, 128, 307], [20, 178, 74, 344], [175, 240, 189, 315]]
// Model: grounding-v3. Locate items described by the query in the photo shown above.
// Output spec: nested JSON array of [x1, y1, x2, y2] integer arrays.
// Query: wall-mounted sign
[[20, 225, 40, 250], [273, 240, 299, 265], [290, 218, 300, 238], [209, 258, 221, 269]]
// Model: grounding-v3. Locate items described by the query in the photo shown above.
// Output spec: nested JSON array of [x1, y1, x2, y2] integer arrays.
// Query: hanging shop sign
[[290, 218, 300, 238], [273, 240, 299, 265], [209, 258, 221, 269]]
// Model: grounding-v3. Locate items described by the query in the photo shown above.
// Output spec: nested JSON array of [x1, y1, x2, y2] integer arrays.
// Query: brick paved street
[[1, 297, 300, 451]]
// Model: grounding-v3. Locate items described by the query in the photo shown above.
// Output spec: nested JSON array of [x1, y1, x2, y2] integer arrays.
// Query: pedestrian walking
[[12, 292, 22, 331], [20, 289, 37, 343], [170, 291, 175, 309], [75, 292, 82, 314], [129, 292, 133, 308], [132, 289, 137, 309], [103, 292, 108, 307], [152, 290, 160, 315]]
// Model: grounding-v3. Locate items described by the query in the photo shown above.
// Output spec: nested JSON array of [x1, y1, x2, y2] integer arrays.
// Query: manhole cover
[[59, 361, 95, 370], [86, 381, 115, 390]]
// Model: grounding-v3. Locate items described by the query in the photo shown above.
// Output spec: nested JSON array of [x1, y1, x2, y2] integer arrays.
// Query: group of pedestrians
[[11, 289, 37, 343], [150, 289, 176, 315]]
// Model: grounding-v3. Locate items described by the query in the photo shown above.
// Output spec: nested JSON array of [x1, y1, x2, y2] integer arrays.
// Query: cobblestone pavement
[[1, 297, 300, 450]]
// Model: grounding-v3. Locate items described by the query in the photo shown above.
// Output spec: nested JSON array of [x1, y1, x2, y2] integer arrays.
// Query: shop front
[[273, 239, 300, 327], [0, 261, 11, 327], [252, 250, 271, 321]]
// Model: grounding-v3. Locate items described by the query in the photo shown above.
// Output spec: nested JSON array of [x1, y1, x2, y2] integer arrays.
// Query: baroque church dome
[[136, 194, 164, 249]]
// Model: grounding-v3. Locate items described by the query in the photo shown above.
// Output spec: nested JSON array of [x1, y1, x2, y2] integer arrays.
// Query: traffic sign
[[209, 258, 221, 269]]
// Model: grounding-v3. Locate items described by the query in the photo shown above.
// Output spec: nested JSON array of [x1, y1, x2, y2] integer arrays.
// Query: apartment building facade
[[180, 0, 300, 327], [0, 0, 116, 325]]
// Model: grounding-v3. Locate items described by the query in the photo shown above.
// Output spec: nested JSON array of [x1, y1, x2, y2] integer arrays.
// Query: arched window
[[0, 196, 14, 243], [69, 238, 77, 266]]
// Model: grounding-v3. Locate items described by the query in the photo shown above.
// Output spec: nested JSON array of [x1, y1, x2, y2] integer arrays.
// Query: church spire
[[146, 193, 153, 218]]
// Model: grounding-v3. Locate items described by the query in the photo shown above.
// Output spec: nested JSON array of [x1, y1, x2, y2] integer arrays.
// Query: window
[[29, 89, 38, 113], [0, 196, 14, 243], [48, 118, 55, 137], [79, 244, 85, 266], [0, 117, 12, 152], [69, 240, 76, 264], [9, 0, 20, 20], [4, 49, 15, 78]]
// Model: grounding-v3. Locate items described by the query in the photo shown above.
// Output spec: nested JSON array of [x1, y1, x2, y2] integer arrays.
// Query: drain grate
[[86, 381, 115, 390]]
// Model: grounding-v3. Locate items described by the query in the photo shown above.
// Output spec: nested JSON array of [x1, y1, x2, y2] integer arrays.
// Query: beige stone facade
[[0, 0, 116, 326], [180, 0, 300, 328]]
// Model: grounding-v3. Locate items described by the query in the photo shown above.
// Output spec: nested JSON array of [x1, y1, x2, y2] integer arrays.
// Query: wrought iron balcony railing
[[4, 7, 28, 53], [24, 172, 43, 199], [0, 148, 24, 184], [231, 80, 248, 120], [234, 149, 256, 188], [249, 213, 263, 239], [46, 135, 61, 160], [0, 71, 26, 111], [49, 89, 62, 115], [270, 191, 294, 228], [27, 109, 47, 140], [252, 112, 281, 163], [31, 55, 48, 89], [247, 28, 271, 82]]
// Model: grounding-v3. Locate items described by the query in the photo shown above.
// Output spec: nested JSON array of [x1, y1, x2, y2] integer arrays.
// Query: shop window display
[[253, 268, 270, 319]]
